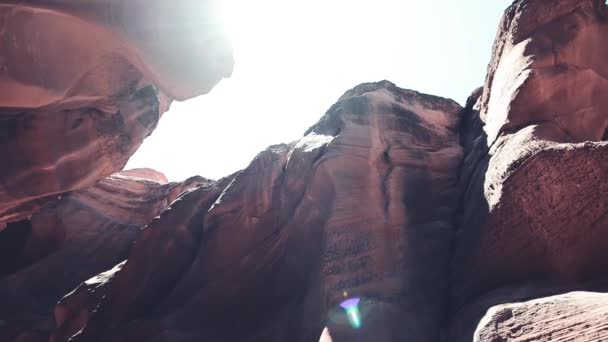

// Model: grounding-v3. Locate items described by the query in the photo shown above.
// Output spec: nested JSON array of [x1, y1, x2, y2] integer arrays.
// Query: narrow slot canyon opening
[[125, 0, 512, 181]]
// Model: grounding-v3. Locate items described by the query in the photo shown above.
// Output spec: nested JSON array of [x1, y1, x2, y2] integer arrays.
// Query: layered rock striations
[[53, 81, 463, 342], [450, 0, 608, 340], [2, 0, 608, 341], [474, 291, 608, 341], [0, 169, 206, 341], [0, 0, 233, 226]]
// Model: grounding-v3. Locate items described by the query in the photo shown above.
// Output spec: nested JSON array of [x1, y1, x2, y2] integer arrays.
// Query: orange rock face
[[2, 0, 608, 341], [450, 0, 608, 340], [0, 0, 233, 226], [52, 81, 462, 342]]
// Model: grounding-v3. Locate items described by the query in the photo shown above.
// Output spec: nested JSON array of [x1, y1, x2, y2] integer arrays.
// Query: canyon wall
[[1, 0, 608, 341], [449, 1, 608, 340], [0, 0, 233, 226]]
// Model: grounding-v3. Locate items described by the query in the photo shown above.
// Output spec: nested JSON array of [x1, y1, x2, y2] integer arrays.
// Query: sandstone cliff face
[[450, 0, 608, 340], [0, 0, 233, 226], [2, 0, 608, 342], [51, 81, 462, 342]]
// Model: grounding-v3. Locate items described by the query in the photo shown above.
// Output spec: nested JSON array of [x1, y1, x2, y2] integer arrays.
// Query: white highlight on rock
[[319, 327, 334, 342], [286, 133, 335, 167], [208, 177, 237, 212], [295, 133, 335, 153], [84, 260, 126, 286], [485, 39, 534, 144]]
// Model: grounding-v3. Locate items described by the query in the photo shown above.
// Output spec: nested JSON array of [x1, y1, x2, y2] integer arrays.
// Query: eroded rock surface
[[50, 81, 463, 342], [0, 169, 206, 341], [0, 0, 233, 106], [450, 0, 608, 340], [475, 292, 608, 341], [0, 0, 233, 226], [2, 0, 608, 341]]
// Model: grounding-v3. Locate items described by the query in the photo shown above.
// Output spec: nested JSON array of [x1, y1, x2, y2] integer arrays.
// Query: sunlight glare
[[340, 297, 362, 329], [218, 0, 407, 83], [126, 0, 512, 181]]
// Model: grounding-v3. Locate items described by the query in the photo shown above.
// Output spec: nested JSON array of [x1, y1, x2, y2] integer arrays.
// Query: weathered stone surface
[[0, 0, 233, 225], [0, 169, 205, 341], [55, 176, 230, 342], [447, 280, 608, 342], [453, 0, 608, 306], [52, 81, 462, 342], [53, 261, 126, 342], [314, 82, 462, 342], [478, 0, 608, 145], [0, 0, 233, 106], [4, 0, 608, 341], [450, 0, 608, 339], [475, 292, 608, 341], [0, 85, 163, 226]]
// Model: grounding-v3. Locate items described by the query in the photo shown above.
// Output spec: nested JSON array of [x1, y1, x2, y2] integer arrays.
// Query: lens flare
[[340, 298, 362, 329]]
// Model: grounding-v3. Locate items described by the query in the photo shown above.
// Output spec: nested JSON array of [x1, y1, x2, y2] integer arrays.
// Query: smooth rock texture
[[475, 292, 608, 341], [51, 81, 462, 342], [478, 0, 608, 145], [0, 0, 233, 226], [0, 0, 233, 106], [0, 170, 206, 341], [0, 85, 163, 226]]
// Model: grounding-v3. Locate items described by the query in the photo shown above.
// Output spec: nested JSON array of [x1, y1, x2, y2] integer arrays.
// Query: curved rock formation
[[0, 0, 233, 226], [0, 170, 206, 341], [450, 0, 608, 340], [2, 0, 608, 341], [479, 0, 608, 144], [52, 81, 462, 342], [0, 0, 233, 106]]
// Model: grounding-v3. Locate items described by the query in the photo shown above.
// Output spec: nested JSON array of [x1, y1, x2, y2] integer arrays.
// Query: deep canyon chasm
[[1, 0, 608, 341]]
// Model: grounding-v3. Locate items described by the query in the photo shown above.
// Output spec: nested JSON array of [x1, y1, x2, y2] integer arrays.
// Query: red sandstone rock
[[475, 292, 608, 341], [451, 0, 608, 339], [478, 0, 608, 145], [0, 0, 233, 106], [54, 81, 462, 342], [3, 0, 608, 341], [0, 170, 206, 341], [447, 280, 608, 342], [52, 262, 125, 342], [0, 0, 233, 225]]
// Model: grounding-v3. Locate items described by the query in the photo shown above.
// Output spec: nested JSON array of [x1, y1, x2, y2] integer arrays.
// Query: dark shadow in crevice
[[597, 0, 608, 21], [441, 88, 491, 342], [0, 219, 32, 277]]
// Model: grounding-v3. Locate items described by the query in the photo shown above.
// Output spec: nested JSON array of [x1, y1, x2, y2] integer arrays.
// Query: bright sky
[[126, 0, 512, 181]]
